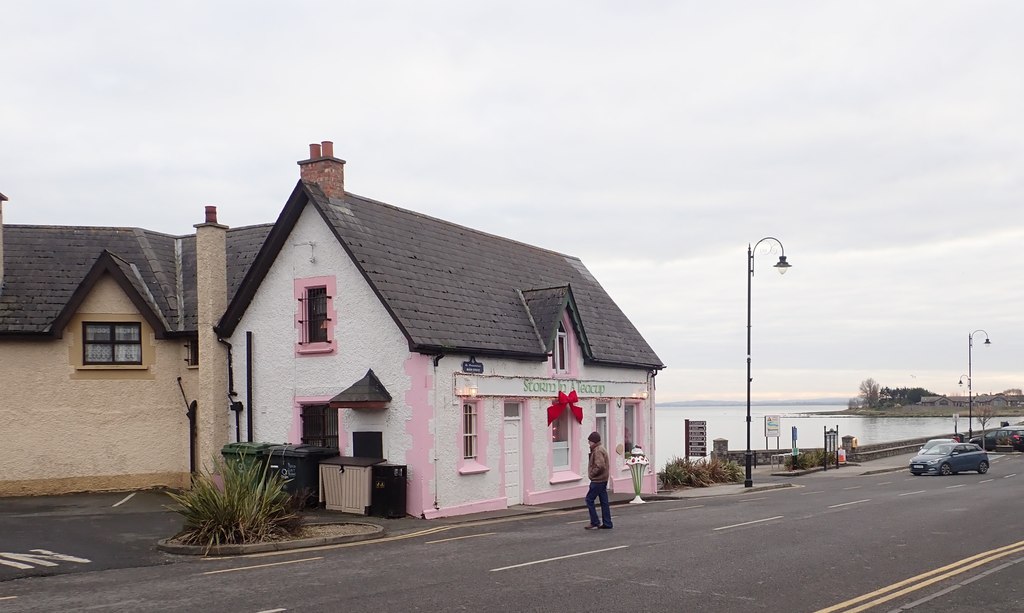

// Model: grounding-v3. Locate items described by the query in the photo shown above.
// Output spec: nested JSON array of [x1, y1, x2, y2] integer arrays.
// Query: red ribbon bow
[[546, 390, 583, 425]]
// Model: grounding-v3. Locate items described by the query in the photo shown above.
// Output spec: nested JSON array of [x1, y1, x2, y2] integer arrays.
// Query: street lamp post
[[746, 237, 791, 488], [965, 330, 991, 440]]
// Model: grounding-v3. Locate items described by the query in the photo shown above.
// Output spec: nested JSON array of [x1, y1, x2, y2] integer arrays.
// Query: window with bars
[[300, 404, 338, 448], [83, 322, 142, 365], [463, 402, 478, 460], [300, 287, 330, 344], [184, 338, 199, 366]]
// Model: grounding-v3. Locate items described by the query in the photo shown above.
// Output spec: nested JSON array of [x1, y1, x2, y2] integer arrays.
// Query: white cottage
[[216, 141, 664, 519]]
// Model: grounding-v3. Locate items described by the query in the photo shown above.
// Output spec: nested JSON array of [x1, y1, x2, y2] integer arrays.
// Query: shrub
[[786, 450, 837, 470], [166, 454, 302, 552], [658, 457, 743, 489]]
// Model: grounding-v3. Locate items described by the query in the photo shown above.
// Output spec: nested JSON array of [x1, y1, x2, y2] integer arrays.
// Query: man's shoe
[[584, 524, 600, 530], [599, 525, 613, 529]]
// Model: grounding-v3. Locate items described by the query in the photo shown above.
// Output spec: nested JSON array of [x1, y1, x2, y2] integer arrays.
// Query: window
[[184, 338, 199, 366], [623, 402, 637, 455], [595, 402, 608, 450], [300, 404, 338, 448], [83, 322, 142, 365], [295, 277, 337, 355], [302, 287, 329, 344], [463, 402, 478, 460], [551, 409, 570, 469], [554, 322, 568, 373]]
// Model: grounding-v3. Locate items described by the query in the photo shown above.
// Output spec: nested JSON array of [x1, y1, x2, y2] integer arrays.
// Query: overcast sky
[[3, 2, 1022, 403]]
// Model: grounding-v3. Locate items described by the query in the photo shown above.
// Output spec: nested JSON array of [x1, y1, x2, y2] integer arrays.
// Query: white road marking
[[713, 516, 783, 531], [946, 484, 966, 489], [668, 505, 705, 511], [1003, 474, 1017, 479], [202, 557, 323, 575], [979, 479, 994, 484], [255, 609, 287, 613], [828, 499, 870, 509], [427, 533, 495, 544], [843, 486, 862, 490], [898, 490, 927, 497], [112, 492, 136, 507], [738, 497, 767, 502], [0, 550, 91, 570], [800, 491, 825, 496], [490, 545, 628, 572], [0, 596, 17, 601], [877, 481, 893, 485]]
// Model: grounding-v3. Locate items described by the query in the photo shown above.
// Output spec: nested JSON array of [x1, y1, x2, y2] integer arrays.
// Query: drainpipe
[[431, 353, 444, 513], [176, 377, 197, 474], [246, 331, 254, 442], [218, 337, 243, 442]]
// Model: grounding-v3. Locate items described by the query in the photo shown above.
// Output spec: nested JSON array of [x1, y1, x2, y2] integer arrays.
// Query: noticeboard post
[[684, 419, 707, 458], [765, 415, 781, 452]]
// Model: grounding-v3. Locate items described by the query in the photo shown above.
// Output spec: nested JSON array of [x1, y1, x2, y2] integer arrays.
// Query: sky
[[2, 2, 1022, 403]]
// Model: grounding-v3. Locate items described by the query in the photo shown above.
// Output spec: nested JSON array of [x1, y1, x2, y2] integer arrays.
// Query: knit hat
[[588, 431, 601, 443]]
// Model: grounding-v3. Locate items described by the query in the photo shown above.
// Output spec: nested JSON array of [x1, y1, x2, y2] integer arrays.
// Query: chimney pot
[[205, 206, 218, 224], [321, 141, 334, 158], [309, 143, 322, 159]]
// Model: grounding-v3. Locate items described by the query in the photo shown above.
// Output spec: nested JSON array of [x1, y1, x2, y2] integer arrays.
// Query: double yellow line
[[817, 539, 1024, 612]]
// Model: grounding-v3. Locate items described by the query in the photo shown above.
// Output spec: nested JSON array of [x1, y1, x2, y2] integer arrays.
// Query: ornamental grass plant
[[166, 454, 302, 552], [658, 456, 743, 489]]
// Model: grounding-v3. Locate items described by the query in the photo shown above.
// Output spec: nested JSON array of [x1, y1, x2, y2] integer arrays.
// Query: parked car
[[918, 438, 956, 454], [968, 426, 1024, 452], [909, 443, 989, 476]]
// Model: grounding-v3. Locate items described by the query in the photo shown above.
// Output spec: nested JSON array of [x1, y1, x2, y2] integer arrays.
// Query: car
[[968, 426, 1024, 452], [918, 438, 957, 454], [909, 442, 989, 476]]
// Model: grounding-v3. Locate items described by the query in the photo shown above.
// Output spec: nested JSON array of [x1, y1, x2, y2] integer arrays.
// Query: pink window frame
[[294, 276, 337, 356]]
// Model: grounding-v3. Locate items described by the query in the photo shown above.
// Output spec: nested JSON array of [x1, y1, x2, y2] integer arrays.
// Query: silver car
[[909, 443, 989, 476]]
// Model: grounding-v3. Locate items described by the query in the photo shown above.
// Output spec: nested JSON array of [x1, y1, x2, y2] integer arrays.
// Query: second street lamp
[[966, 330, 991, 440], [746, 237, 791, 488]]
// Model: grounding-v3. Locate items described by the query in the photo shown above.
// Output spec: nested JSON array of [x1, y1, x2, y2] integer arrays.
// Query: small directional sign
[[685, 419, 708, 457]]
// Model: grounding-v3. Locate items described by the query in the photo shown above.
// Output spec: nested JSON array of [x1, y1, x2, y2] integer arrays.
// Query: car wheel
[[977, 461, 989, 474], [940, 463, 953, 476]]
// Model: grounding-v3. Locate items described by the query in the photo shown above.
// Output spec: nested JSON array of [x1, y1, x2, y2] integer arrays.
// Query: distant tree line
[[853, 378, 936, 408], [853, 379, 1023, 409]]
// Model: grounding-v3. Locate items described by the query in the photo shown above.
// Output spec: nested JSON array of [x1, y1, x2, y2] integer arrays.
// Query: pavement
[[0, 452, 920, 558]]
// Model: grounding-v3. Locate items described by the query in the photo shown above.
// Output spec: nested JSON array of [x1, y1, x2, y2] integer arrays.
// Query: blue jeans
[[585, 480, 612, 528]]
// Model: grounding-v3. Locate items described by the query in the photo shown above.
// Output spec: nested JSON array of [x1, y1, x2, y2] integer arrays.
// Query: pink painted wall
[[404, 353, 433, 518]]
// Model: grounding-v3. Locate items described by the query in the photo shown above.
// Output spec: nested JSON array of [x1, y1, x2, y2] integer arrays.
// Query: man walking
[[584, 431, 613, 530]]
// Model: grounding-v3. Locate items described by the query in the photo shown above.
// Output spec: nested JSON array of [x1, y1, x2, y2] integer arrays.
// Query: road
[[1, 455, 1022, 612]]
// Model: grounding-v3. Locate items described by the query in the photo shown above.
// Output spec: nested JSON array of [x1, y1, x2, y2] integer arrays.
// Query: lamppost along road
[[745, 237, 790, 488], [964, 329, 991, 439]]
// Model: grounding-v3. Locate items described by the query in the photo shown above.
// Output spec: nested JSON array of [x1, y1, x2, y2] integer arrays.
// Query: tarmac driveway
[[0, 491, 183, 581]]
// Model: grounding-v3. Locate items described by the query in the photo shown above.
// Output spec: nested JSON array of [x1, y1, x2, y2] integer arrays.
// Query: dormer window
[[554, 322, 569, 374]]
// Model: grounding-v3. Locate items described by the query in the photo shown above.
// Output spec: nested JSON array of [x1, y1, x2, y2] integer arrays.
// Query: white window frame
[[623, 402, 637, 456], [463, 402, 478, 460], [554, 322, 569, 374], [551, 409, 570, 470], [595, 401, 608, 451]]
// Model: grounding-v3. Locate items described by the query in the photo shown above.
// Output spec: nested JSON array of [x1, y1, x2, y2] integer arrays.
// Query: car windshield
[[921, 439, 952, 451], [922, 444, 955, 455]]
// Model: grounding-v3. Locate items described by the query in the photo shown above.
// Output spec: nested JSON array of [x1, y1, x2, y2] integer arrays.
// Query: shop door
[[503, 402, 522, 506]]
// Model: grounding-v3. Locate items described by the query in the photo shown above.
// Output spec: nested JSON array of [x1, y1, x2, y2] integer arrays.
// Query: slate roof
[[221, 182, 664, 370], [0, 223, 272, 336]]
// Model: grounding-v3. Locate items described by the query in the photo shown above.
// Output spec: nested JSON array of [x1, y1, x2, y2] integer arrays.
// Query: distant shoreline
[[815, 406, 1024, 419]]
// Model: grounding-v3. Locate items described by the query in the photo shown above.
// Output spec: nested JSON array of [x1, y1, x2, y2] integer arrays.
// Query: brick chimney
[[193, 205, 229, 471], [0, 192, 8, 294], [297, 140, 346, 199]]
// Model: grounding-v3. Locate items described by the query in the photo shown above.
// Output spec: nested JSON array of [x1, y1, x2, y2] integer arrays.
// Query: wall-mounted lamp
[[631, 389, 649, 399], [457, 384, 478, 397]]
